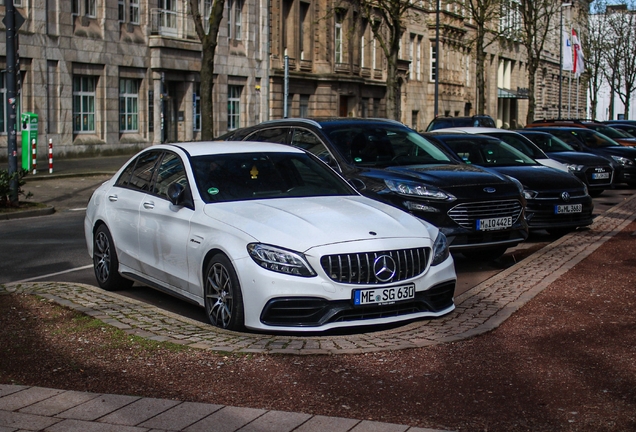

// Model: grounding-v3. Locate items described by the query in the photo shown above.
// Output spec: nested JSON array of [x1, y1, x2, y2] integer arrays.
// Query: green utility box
[[21, 112, 39, 171]]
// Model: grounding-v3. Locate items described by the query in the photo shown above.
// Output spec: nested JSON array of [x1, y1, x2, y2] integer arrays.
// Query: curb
[[0, 205, 55, 221]]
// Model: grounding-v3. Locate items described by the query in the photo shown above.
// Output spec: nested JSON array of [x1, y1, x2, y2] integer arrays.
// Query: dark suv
[[425, 115, 496, 132], [527, 119, 636, 147], [221, 118, 528, 259]]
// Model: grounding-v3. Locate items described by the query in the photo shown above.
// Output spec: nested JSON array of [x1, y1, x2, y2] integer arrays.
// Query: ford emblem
[[484, 187, 496, 193]]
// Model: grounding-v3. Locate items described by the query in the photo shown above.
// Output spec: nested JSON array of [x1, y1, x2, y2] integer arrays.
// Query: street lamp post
[[434, 0, 440, 117], [558, 2, 572, 119]]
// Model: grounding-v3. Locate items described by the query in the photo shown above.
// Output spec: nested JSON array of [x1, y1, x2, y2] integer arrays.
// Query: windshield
[[573, 130, 622, 148], [192, 152, 356, 203], [520, 133, 575, 152], [486, 133, 547, 159], [586, 124, 633, 139], [440, 136, 539, 167], [323, 124, 456, 167]]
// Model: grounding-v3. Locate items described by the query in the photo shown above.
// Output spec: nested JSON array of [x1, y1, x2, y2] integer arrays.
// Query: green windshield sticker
[[208, 187, 220, 195], [354, 157, 362, 162]]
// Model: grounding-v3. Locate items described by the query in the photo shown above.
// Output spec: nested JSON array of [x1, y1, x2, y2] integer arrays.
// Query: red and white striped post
[[48, 139, 53, 174], [31, 139, 37, 175]]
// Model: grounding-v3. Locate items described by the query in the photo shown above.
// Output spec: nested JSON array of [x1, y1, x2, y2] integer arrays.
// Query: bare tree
[[604, 2, 636, 119], [464, 0, 504, 115], [355, 0, 419, 120], [189, 0, 225, 140], [518, 0, 561, 124], [587, 1, 611, 120]]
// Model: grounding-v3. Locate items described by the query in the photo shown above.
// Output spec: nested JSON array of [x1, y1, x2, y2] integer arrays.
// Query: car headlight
[[566, 163, 585, 172], [385, 179, 456, 201], [523, 189, 538, 199], [611, 155, 635, 166], [431, 232, 450, 266], [247, 243, 316, 277]]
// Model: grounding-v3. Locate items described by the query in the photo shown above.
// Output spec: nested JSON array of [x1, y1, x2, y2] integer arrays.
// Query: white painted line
[[14, 265, 93, 284], [69, 208, 87, 211]]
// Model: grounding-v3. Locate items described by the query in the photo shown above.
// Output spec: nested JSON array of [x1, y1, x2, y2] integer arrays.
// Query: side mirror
[[167, 183, 186, 206], [348, 178, 366, 191]]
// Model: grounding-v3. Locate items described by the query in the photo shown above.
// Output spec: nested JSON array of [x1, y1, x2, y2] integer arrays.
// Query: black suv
[[220, 118, 528, 259], [525, 127, 636, 186], [425, 115, 496, 132]]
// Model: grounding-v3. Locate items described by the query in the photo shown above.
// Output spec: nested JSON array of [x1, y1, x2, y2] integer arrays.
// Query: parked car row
[[84, 117, 635, 334]]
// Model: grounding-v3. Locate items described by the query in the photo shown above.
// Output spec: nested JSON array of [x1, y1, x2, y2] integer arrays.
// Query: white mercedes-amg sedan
[[84, 142, 456, 333]]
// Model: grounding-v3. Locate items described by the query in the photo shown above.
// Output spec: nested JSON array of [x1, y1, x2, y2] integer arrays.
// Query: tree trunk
[[526, 59, 538, 125], [475, 34, 486, 115]]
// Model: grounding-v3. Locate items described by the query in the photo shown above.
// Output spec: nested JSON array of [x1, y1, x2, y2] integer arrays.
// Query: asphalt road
[[2, 174, 633, 324]]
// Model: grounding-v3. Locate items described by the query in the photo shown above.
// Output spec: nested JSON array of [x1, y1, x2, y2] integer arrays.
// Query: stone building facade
[[0, 0, 267, 157], [1, 0, 588, 158]]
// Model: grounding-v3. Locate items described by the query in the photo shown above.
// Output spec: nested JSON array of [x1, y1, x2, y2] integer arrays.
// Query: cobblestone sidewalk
[[3, 194, 636, 355]]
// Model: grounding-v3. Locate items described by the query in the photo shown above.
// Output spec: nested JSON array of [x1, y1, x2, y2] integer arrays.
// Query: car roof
[[161, 141, 306, 157], [254, 117, 406, 129], [431, 127, 517, 134]]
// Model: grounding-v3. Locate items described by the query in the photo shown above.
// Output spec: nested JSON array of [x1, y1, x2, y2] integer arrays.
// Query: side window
[[115, 151, 162, 191], [153, 152, 188, 198], [249, 128, 290, 144], [291, 129, 335, 165]]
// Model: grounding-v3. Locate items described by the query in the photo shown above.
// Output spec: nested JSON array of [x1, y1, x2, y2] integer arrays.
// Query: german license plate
[[555, 204, 582, 214], [592, 172, 609, 179], [353, 285, 415, 306], [476, 216, 513, 231]]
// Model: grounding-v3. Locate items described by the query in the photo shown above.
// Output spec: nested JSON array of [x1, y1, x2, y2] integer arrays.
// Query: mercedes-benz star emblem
[[561, 191, 571, 202], [484, 187, 496, 193], [373, 255, 397, 282]]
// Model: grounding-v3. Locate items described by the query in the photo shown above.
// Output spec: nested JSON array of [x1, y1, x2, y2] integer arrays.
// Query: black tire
[[204, 254, 245, 331], [93, 225, 133, 291], [461, 246, 508, 261], [589, 189, 604, 197]]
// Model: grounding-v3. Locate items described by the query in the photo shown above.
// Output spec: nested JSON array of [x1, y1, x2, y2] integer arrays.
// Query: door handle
[[143, 201, 155, 210], [108, 194, 118, 202]]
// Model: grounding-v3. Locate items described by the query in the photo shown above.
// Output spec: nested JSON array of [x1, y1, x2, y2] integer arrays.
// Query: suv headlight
[[566, 163, 585, 172], [523, 189, 538, 199], [385, 179, 456, 201], [611, 155, 635, 166], [247, 244, 316, 277], [431, 232, 450, 266]]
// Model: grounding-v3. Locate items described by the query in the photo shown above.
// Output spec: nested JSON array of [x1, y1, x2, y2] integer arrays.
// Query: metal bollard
[[48, 139, 53, 174], [32, 139, 37, 175]]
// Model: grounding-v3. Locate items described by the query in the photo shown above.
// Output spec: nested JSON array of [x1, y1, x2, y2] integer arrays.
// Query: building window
[[412, 110, 419, 130], [130, 0, 140, 24], [194, 83, 201, 131], [300, 1, 311, 60], [73, 76, 96, 133], [416, 37, 422, 81], [227, 0, 243, 40], [300, 95, 310, 118], [430, 42, 437, 82], [119, 0, 125, 21], [335, 11, 344, 64], [228, 85, 241, 130], [119, 79, 139, 132], [148, 90, 154, 133], [161, 0, 178, 31], [0, 71, 6, 134], [72, 0, 80, 15], [203, 0, 212, 33], [86, 0, 96, 17], [372, 37, 378, 70], [409, 35, 415, 79]]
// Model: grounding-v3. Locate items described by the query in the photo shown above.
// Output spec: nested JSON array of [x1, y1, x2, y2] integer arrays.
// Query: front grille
[[260, 281, 456, 327], [448, 199, 523, 229], [320, 247, 430, 285], [583, 166, 613, 186]]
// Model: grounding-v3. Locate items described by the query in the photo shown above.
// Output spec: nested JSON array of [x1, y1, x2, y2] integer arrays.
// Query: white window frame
[[227, 85, 241, 131], [73, 76, 97, 133], [130, 0, 140, 24], [335, 12, 344, 64], [416, 37, 422, 81], [85, 0, 96, 18], [119, 78, 139, 133], [72, 0, 80, 15], [119, 0, 125, 21]]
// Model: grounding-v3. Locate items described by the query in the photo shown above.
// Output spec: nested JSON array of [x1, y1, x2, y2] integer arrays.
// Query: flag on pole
[[572, 29, 585, 78], [562, 30, 573, 71]]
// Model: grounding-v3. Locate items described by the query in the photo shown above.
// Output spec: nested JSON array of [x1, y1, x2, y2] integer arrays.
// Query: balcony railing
[[150, 8, 197, 40]]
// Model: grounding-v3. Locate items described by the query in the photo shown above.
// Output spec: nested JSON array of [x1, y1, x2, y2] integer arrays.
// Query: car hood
[[548, 151, 613, 165], [486, 165, 584, 190], [203, 196, 432, 251], [593, 146, 636, 158], [376, 163, 512, 187]]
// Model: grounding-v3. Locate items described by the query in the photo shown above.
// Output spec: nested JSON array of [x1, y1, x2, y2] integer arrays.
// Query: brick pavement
[[3, 193, 635, 355]]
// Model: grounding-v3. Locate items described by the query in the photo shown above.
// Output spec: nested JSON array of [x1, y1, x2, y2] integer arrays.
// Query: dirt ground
[[1, 221, 635, 432]]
